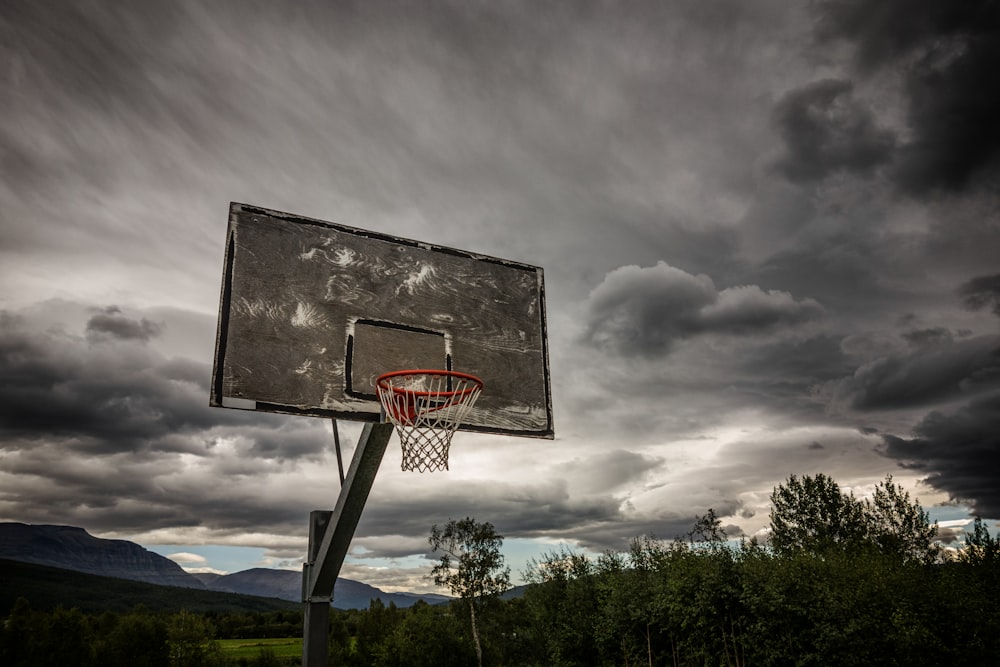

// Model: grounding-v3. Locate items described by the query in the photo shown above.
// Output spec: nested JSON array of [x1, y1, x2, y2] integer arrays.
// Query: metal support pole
[[302, 510, 332, 667], [332, 419, 345, 486], [301, 422, 394, 666]]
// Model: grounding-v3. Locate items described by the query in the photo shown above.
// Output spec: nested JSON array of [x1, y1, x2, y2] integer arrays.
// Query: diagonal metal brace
[[303, 422, 394, 601]]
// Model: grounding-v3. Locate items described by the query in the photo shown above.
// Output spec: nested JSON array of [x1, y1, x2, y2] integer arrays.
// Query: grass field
[[217, 638, 303, 660]]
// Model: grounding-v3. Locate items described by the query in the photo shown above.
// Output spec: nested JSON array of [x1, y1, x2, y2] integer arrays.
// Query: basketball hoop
[[375, 370, 483, 472]]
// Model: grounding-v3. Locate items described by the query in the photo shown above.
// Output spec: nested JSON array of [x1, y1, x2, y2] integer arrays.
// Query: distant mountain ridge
[[0, 523, 199, 588], [0, 558, 300, 614], [0, 523, 450, 609]]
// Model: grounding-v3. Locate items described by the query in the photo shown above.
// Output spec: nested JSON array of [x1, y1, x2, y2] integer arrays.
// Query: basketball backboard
[[212, 203, 553, 438]]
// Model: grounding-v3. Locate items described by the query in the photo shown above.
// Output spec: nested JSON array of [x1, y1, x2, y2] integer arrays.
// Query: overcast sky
[[2, 1, 998, 593]]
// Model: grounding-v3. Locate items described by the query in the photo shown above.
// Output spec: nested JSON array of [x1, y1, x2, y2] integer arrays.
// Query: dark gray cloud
[[959, 274, 1000, 316], [356, 478, 632, 552], [901, 327, 959, 347], [731, 334, 856, 406], [750, 228, 925, 317], [0, 304, 687, 553], [771, 79, 895, 183], [830, 335, 1000, 411], [814, 0, 992, 70], [85, 306, 163, 342], [0, 310, 229, 449], [558, 450, 665, 495], [883, 392, 1000, 516], [812, 0, 1000, 195], [584, 262, 823, 357], [895, 36, 1000, 195], [0, 2, 205, 196], [0, 307, 337, 535]]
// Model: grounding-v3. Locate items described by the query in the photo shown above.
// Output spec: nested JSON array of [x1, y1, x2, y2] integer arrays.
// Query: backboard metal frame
[[212, 202, 553, 438]]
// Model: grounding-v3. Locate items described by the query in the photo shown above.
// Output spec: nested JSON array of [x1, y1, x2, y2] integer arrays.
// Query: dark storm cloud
[[0, 311, 215, 450], [771, 79, 895, 183], [85, 306, 163, 342], [895, 36, 1000, 194], [0, 2, 194, 193], [0, 435, 315, 535], [831, 335, 1000, 411], [751, 225, 929, 316], [883, 392, 1000, 516], [355, 480, 704, 556], [731, 334, 857, 416], [584, 262, 823, 356], [0, 2, 183, 110], [353, 478, 633, 552], [812, 0, 1000, 195], [901, 328, 958, 347], [559, 450, 665, 494], [0, 307, 319, 458], [813, 0, 992, 70], [959, 274, 1000, 316]]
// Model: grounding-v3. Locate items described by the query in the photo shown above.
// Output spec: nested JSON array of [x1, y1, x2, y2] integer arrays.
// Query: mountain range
[[0, 522, 450, 610]]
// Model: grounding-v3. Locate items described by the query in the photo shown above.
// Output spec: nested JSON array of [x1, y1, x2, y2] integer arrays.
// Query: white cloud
[[166, 551, 208, 565]]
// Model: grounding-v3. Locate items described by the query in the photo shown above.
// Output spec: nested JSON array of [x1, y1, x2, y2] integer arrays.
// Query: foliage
[[4, 540, 1000, 666], [430, 517, 511, 601], [523, 546, 600, 665], [168, 609, 222, 667], [866, 475, 940, 563], [375, 600, 476, 667], [769, 473, 871, 555], [960, 516, 1000, 564], [3, 482, 998, 666], [430, 517, 510, 667], [769, 474, 939, 562]]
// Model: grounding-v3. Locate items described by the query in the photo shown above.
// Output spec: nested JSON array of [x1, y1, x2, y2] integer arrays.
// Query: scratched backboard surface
[[212, 203, 553, 438]]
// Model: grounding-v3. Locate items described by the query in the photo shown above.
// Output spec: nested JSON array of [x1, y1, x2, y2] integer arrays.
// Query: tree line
[[3, 474, 999, 665]]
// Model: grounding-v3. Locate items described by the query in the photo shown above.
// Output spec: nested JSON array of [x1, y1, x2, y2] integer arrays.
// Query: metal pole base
[[301, 423, 394, 666]]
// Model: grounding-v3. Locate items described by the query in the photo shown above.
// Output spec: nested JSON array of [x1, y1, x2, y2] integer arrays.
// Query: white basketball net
[[375, 371, 483, 472]]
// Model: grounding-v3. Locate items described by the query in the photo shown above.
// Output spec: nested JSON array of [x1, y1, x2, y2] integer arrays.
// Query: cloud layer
[[2, 1, 998, 588], [584, 262, 823, 356]]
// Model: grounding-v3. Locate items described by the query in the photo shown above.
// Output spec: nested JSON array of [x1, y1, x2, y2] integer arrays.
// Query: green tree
[[376, 600, 475, 667], [0, 597, 35, 667], [429, 517, 511, 667], [99, 610, 169, 667], [523, 547, 601, 666], [770, 473, 941, 562], [167, 609, 220, 667], [769, 473, 870, 556], [39, 606, 94, 667], [687, 507, 727, 544], [960, 516, 1000, 564], [866, 475, 939, 562], [353, 598, 402, 666]]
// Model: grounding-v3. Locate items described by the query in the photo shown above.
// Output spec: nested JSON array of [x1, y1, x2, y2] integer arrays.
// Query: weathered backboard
[[212, 203, 553, 438]]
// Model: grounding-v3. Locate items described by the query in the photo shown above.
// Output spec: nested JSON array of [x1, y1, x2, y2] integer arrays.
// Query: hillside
[[0, 522, 452, 610], [0, 523, 201, 588], [0, 558, 300, 614], [210, 567, 452, 608]]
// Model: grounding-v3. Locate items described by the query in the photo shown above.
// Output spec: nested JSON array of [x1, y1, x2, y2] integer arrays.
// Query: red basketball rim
[[375, 369, 483, 397]]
